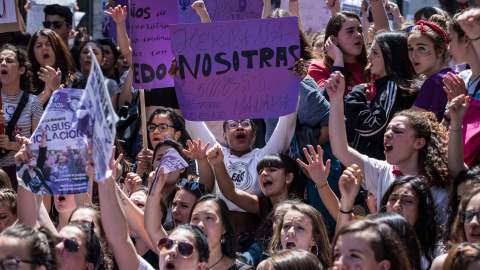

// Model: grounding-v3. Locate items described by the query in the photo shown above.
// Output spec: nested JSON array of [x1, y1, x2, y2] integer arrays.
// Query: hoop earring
[[221, 235, 226, 244]]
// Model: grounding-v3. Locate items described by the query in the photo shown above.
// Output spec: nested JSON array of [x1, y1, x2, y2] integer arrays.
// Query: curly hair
[[451, 187, 480, 244], [380, 176, 439, 268], [1, 224, 58, 270], [1, 44, 32, 91], [27, 29, 77, 93], [0, 188, 17, 216], [322, 11, 370, 84], [147, 106, 190, 149], [394, 110, 451, 188], [269, 203, 330, 269]]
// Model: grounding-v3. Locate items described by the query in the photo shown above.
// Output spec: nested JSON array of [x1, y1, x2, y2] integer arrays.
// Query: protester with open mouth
[[268, 203, 330, 269], [0, 44, 43, 187], [27, 29, 87, 106]]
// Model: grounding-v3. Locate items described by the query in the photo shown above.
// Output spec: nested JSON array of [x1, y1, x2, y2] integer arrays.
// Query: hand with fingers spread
[[325, 71, 346, 101], [38, 66, 62, 91], [107, 146, 123, 182], [206, 144, 224, 166], [443, 72, 467, 102], [105, 5, 128, 24], [338, 164, 362, 210], [297, 145, 331, 188], [182, 139, 210, 161], [449, 94, 471, 123], [125, 172, 143, 194]]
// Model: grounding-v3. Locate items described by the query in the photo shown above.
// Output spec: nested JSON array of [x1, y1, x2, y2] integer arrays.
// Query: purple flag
[[149, 148, 188, 195], [170, 17, 301, 121], [130, 0, 179, 89], [106, 0, 131, 38], [178, 0, 262, 24]]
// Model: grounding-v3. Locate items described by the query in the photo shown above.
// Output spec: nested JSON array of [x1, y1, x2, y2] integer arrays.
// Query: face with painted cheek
[[172, 189, 197, 227], [332, 231, 391, 270], [0, 203, 17, 233], [280, 209, 316, 252], [408, 32, 443, 77], [152, 145, 184, 186], [464, 193, 480, 243], [149, 114, 180, 149], [367, 41, 386, 77], [385, 184, 420, 227]]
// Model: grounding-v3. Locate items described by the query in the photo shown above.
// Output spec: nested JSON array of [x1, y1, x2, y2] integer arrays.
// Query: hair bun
[[428, 14, 448, 31]]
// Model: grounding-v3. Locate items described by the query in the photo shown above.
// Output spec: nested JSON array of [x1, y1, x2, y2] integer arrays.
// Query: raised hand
[[324, 36, 343, 63], [108, 146, 123, 182], [104, 5, 128, 24], [191, 1, 207, 14], [206, 144, 224, 166], [338, 164, 362, 208], [124, 172, 143, 194], [183, 139, 210, 160], [14, 143, 33, 166], [325, 71, 346, 101], [443, 72, 467, 102], [297, 145, 331, 188], [325, 0, 341, 16], [458, 9, 480, 41], [449, 94, 471, 123]]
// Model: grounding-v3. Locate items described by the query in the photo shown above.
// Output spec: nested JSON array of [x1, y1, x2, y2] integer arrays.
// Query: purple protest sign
[[149, 148, 188, 195], [130, 0, 179, 89], [178, 0, 262, 24], [106, 0, 131, 38], [170, 17, 301, 121]]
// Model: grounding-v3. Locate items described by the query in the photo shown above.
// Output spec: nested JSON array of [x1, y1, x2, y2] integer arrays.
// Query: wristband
[[315, 182, 329, 189], [470, 35, 480, 42], [450, 125, 463, 132], [339, 207, 354, 214]]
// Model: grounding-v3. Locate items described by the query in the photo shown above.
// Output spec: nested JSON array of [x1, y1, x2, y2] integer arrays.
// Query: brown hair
[[262, 249, 323, 270], [27, 29, 77, 92], [0, 188, 16, 216], [451, 187, 480, 244], [322, 11, 370, 84], [443, 242, 480, 270], [0, 169, 12, 189], [269, 203, 330, 269], [1, 44, 32, 91]]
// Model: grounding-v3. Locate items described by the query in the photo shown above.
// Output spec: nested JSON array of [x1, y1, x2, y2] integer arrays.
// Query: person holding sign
[[0, 44, 44, 188], [27, 29, 87, 106]]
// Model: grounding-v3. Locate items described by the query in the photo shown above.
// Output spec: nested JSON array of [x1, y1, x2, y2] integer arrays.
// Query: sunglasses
[[177, 178, 210, 196], [157, 237, 194, 258], [224, 120, 251, 130], [42, 20, 70, 29], [57, 237, 80, 253], [147, 123, 174, 132], [404, 25, 414, 34], [459, 210, 480, 223]]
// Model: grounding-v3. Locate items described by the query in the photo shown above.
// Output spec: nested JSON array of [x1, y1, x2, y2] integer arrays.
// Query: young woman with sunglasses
[[27, 29, 86, 106], [0, 224, 57, 270], [158, 224, 209, 270]]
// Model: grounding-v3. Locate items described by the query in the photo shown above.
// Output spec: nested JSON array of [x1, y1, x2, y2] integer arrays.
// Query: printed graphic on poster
[[170, 17, 301, 121], [280, 0, 330, 32], [26, 0, 76, 34], [130, 0, 179, 89], [178, 0, 262, 24], [341, 0, 362, 17], [77, 47, 119, 182], [18, 88, 89, 195], [148, 148, 188, 195]]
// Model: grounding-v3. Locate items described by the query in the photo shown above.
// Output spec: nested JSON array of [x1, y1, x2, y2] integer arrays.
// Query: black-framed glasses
[[56, 237, 80, 253], [42, 20, 70, 29], [0, 258, 40, 270], [459, 210, 480, 223], [147, 123, 174, 132], [224, 120, 251, 130], [157, 237, 194, 258], [177, 178, 210, 196]]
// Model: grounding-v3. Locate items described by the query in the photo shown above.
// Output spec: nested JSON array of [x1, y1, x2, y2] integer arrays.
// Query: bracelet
[[450, 125, 463, 132], [315, 182, 329, 189], [470, 35, 480, 42], [339, 207, 354, 214], [443, 111, 451, 123]]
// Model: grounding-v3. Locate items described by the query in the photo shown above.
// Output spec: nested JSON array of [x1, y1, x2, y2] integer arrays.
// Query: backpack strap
[[5, 91, 30, 141]]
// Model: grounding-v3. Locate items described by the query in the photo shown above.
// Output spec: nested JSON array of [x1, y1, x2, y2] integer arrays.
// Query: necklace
[[467, 73, 480, 89], [206, 254, 224, 269]]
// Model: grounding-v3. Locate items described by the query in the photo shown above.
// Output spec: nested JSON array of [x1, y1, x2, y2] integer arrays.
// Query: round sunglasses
[[157, 237, 194, 258]]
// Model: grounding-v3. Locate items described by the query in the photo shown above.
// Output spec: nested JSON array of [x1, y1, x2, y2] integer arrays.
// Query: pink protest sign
[[170, 17, 301, 121], [129, 0, 179, 89], [178, 0, 262, 24]]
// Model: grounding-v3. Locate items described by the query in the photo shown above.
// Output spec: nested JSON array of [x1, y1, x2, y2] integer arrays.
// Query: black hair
[[374, 31, 422, 96], [97, 38, 120, 62], [189, 194, 238, 258], [380, 176, 438, 268], [44, 4, 73, 25], [152, 140, 189, 179], [66, 222, 105, 270], [80, 40, 106, 59], [147, 106, 190, 149], [256, 154, 302, 197], [368, 213, 422, 270], [1, 44, 33, 91], [172, 224, 210, 263], [413, 7, 446, 23]]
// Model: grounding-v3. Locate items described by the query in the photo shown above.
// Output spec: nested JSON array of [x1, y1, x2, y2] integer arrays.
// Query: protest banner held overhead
[[77, 47, 119, 182], [130, 0, 179, 89], [178, 0, 262, 23], [18, 88, 89, 195], [280, 0, 331, 33], [26, 0, 76, 34], [0, 0, 20, 33], [148, 148, 188, 195], [170, 17, 301, 121]]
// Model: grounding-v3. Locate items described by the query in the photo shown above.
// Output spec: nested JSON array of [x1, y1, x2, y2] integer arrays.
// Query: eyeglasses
[[459, 210, 480, 223], [42, 20, 70, 29], [224, 120, 251, 130], [57, 237, 80, 253], [147, 123, 174, 132], [177, 178, 210, 196], [0, 258, 40, 270], [157, 237, 194, 258]]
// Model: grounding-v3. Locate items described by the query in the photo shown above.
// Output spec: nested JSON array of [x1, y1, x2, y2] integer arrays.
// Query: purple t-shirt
[[413, 68, 453, 122]]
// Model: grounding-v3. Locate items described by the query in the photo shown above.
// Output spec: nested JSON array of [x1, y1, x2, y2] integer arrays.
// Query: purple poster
[[170, 17, 301, 121], [178, 0, 262, 24], [148, 148, 188, 195], [18, 89, 89, 195], [107, 0, 131, 38], [130, 0, 179, 89]]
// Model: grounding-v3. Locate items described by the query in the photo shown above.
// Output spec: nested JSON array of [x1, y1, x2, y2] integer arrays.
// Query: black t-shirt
[[32, 72, 87, 108], [70, 46, 81, 71]]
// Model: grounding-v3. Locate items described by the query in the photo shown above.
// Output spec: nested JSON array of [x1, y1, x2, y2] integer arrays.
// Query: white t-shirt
[[137, 256, 155, 270], [362, 155, 448, 224]]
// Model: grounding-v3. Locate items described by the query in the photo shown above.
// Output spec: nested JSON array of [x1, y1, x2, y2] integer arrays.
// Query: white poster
[[0, 0, 17, 24], [26, 0, 75, 34], [280, 0, 331, 33]]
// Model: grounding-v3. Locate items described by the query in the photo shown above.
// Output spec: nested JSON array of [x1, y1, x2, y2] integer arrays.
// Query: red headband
[[415, 20, 450, 45]]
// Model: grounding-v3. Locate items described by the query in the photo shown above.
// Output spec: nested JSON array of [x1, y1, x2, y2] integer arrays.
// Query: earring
[[314, 244, 319, 256], [221, 235, 226, 244]]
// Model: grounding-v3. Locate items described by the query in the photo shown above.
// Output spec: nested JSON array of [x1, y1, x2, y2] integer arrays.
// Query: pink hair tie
[[415, 20, 450, 45]]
